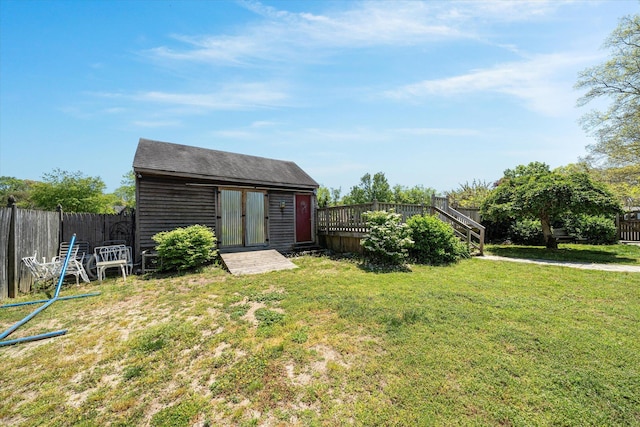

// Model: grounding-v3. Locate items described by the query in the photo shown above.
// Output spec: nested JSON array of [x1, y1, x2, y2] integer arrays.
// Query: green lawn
[[485, 243, 640, 265], [1, 252, 639, 426]]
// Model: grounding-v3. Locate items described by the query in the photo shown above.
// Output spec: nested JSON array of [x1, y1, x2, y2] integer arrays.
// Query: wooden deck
[[220, 250, 298, 276], [316, 198, 485, 255]]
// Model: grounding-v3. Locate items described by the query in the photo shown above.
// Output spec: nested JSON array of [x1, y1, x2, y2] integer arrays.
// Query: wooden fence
[[316, 197, 485, 255], [619, 218, 640, 241], [0, 205, 134, 299]]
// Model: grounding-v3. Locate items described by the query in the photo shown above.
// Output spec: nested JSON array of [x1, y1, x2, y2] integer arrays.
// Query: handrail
[[447, 206, 484, 230], [432, 206, 472, 231]]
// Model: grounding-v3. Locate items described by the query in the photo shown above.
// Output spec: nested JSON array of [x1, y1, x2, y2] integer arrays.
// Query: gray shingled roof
[[133, 138, 318, 190]]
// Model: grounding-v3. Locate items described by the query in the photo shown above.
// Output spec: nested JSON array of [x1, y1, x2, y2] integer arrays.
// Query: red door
[[295, 194, 312, 243]]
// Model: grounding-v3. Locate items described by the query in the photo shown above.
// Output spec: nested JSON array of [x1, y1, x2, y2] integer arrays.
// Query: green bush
[[152, 225, 218, 272], [406, 214, 470, 265], [361, 210, 413, 267], [509, 219, 545, 245], [564, 214, 617, 245]]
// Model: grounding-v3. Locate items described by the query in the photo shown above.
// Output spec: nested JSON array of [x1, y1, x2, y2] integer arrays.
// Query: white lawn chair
[[22, 255, 62, 285], [94, 245, 128, 282], [54, 242, 90, 285]]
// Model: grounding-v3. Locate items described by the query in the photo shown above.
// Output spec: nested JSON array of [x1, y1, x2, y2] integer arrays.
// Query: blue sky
[[1, 0, 638, 195]]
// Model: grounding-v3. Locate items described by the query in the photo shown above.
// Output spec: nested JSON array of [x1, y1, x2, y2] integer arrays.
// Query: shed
[[132, 138, 319, 258]]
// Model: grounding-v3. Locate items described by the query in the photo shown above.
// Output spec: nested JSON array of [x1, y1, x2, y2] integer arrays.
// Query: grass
[[485, 243, 640, 265], [1, 249, 639, 426]]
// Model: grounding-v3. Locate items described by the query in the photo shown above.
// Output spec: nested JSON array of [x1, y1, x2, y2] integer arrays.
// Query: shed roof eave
[[133, 168, 318, 191]]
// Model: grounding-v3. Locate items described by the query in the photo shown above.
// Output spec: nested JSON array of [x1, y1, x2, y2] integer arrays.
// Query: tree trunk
[[540, 215, 557, 249]]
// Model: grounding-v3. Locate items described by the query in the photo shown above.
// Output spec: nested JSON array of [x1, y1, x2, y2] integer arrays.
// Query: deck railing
[[316, 197, 485, 254], [316, 201, 430, 235]]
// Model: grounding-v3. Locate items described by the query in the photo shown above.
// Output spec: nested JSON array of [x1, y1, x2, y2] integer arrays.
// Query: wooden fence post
[[57, 204, 63, 250], [7, 197, 17, 298]]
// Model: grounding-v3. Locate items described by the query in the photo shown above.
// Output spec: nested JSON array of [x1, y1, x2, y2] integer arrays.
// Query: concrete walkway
[[477, 255, 640, 273]]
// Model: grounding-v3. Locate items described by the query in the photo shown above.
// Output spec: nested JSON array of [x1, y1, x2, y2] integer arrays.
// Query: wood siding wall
[[268, 192, 295, 253], [136, 177, 217, 255], [136, 177, 314, 256]]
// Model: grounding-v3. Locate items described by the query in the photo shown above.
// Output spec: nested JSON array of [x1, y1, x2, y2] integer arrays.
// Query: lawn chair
[[22, 255, 62, 287], [54, 241, 91, 285], [94, 245, 129, 282]]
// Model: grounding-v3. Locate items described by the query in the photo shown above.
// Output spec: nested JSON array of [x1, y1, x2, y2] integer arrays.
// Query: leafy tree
[[0, 176, 36, 208], [480, 162, 622, 249], [576, 14, 640, 205], [557, 162, 639, 208], [114, 170, 136, 208], [317, 186, 343, 207], [31, 169, 117, 213], [392, 184, 435, 204], [344, 172, 392, 204], [317, 186, 331, 208], [447, 180, 492, 208], [589, 165, 640, 209], [330, 187, 342, 205]]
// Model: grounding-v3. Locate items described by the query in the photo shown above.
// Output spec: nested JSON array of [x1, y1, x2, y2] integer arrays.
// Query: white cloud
[[146, 1, 574, 66], [92, 82, 289, 111], [385, 53, 599, 116]]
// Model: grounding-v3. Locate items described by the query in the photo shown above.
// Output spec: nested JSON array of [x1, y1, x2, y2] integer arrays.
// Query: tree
[[317, 186, 343, 207], [0, 176, 35, 208], [558, 162, 640, 210], [317, 186, 331, 207], [113, 170, 136, 208], [480, 162, 622, 249], [343, 172, 392, 204], [447, 180, 492, 208], [576, 14, 640, 205], [392, 184, 435, 204], [330, 187, 342, 205], [31, 169, 117, 213]]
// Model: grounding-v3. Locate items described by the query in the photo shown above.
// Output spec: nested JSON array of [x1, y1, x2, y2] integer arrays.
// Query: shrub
[[509, 219, 545, 245], [406, 214, 470, 265], [361, 210, 413, 267], [152, 225, 218, 272], [564, 214, 617, 245]]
